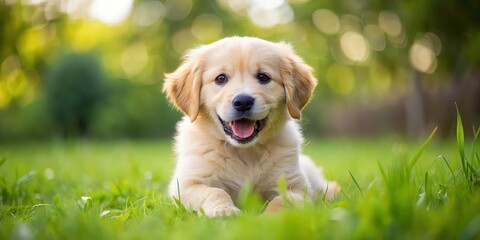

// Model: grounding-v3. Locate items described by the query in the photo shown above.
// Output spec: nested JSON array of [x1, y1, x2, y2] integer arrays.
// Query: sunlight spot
[[340, 31, 370, 62], [100, 210, 111, 217], [11, 224, 33, 240], [23, 0, 47, 5], [144, 171, 153, 181], [121, 43, 149, 77], [409, 38, 437, 73], [89, 0, 133, 25], [424, 32, 442, 56], [81, 196, 93, 203], [58, 0, 86, 20], [378, 11, 402, 37], [248, 0, 294, 28], [216, 0, 248, 16], [326, 64, 355, 95], [312, 9, 340, 35], [133, 1, 165, 27], [44, 168, 55, 180]]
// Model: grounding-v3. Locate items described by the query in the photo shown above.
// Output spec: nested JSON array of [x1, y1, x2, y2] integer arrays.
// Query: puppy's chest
[[213, 151, 281, 196]]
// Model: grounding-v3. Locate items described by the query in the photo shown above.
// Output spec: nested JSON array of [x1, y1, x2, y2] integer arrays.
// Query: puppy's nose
[[232, 95, 255, 112]]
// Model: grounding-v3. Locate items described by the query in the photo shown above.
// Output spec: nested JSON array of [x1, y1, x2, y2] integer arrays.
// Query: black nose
[[232, 95, 255, 112]]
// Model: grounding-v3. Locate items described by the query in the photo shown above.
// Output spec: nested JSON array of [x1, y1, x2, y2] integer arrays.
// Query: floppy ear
[[279, 43, 318, 119], [163, 47, 206, 122]]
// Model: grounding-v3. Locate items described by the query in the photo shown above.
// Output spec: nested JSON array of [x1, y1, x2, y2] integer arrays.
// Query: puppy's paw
[[263, 197, 283, 214], [325, 181, 341, 200], [203, 205, 241, 217]]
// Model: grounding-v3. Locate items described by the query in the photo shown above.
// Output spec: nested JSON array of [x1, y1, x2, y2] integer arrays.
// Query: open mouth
[[218, 116, 267, 144]]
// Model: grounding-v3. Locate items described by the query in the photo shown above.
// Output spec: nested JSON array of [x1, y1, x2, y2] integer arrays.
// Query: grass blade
[[408, 127, 438, 171], [437, 155, 456, 185], [455, 104, 470, 183], [424, 172, 429, 195], [471, 126, 480, 167], [377, 161, 387, 182], [476, 152, 480, 167], [349, 170, 363, 195], [277, 175, 288, 205], [176, 179, 181, 203], [15, 170, 36, 187]]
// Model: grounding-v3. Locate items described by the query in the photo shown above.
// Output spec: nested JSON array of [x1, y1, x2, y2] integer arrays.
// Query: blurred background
[[0, 0, 479, 142]]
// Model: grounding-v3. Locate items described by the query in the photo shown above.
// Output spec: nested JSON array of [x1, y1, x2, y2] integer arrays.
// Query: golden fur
[[164, 36, 339, 217]]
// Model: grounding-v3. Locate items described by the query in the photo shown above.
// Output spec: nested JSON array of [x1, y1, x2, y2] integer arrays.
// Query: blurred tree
[[397, 0, 480, 137], [45, 53, 106, 137]]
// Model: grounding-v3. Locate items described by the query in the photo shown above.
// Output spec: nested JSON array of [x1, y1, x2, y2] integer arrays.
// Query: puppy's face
[[164, 37, 317, 147]]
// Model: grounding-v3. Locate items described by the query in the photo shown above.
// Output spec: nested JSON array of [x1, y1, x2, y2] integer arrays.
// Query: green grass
[[1, 128, 479, 239]]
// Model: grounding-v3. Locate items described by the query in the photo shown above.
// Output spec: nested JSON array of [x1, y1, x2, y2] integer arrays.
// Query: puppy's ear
[[279, 43, 318, 119], [163, 47, 206, 122]]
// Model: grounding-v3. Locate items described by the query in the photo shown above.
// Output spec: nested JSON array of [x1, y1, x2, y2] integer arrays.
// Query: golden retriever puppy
[[164, 36, 339, 217]]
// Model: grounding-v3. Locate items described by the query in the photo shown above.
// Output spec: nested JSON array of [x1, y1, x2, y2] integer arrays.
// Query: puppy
[[164, 36, 339, 217]]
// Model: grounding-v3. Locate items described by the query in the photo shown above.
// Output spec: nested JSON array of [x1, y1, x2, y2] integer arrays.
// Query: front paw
[[263, 197, 283, 214], [203, 205, 241, 217], [325, 181, 341, 200]]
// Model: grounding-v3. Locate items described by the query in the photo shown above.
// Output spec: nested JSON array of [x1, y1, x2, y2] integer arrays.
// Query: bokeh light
[[378, 11, 402, 37], [89, 0, 133, 25], [248, 0, 294, 28], [312, 9, 340, 35], [216, 0, 248, 16], [409, 37, 437, 73], [425, 32, 442, 56], [340, 31, 370, 63], [133, 1, 165, 27]]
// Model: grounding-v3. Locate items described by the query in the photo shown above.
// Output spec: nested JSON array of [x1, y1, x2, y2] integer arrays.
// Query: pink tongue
[[230, 119, 255, 139]]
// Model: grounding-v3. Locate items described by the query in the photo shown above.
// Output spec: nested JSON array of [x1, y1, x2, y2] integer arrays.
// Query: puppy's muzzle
[[217, 94, 267, 144]]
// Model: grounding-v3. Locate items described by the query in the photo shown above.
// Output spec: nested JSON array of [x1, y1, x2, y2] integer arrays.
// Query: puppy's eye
[[256, 72, 271, 84], [215, 74, 228, 85]]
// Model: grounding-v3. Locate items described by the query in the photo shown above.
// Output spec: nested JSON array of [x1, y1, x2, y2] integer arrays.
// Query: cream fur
[[164, 36, 339, 217]]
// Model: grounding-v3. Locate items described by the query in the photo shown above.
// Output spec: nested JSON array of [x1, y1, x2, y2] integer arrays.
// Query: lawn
[[1, 128, 479, 239]]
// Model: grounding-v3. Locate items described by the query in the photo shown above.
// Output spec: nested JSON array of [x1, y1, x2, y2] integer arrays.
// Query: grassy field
[[1, 126, 480, 239]]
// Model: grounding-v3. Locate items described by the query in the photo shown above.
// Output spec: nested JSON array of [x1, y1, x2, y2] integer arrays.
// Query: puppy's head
[[164, 37, 317, 147]]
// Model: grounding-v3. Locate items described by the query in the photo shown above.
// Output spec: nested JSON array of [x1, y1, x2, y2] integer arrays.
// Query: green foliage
[[90, 79, 180, 139], [45, 52, 106, 136], [456, 104, 480, 189]]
